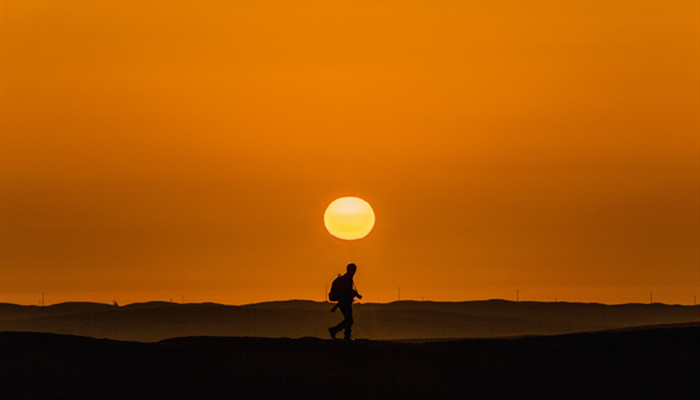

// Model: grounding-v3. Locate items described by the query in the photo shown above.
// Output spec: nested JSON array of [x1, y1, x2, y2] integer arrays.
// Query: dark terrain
[[2, 300, 698, 341], [1, 323, 698, 399]]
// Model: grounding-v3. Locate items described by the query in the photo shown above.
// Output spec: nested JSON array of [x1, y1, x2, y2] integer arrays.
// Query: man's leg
[[329, 303, 347, 338], [339, 303, 354, 340]]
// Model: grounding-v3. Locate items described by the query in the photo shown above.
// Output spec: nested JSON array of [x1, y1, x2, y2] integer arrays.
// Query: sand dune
[[1, 323, 698, 399]]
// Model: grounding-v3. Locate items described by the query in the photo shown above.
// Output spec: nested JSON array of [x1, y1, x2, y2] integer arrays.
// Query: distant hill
[[1, 300, 698, 341], [1, 324, 699, 399]]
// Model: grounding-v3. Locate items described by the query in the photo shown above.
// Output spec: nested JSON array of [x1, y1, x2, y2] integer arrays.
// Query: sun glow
[[324, 197, 375, 240]]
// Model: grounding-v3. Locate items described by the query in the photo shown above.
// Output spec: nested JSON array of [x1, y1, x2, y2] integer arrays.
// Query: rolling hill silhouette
[[1, 300, 698, 341]]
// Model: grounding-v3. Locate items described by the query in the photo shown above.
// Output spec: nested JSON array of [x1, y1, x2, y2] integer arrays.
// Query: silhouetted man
[[328, 263, 362, 340]]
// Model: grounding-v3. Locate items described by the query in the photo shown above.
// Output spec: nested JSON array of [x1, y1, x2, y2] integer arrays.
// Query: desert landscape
[[2, 300, 699, 398], [2, 321, 698, 399]]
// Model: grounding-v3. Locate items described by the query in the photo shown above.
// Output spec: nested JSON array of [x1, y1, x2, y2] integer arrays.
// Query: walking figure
[[328, 263, 362, 340]]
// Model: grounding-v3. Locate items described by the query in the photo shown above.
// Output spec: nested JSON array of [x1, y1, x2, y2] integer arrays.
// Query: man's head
[[346, 263, 357, 275]]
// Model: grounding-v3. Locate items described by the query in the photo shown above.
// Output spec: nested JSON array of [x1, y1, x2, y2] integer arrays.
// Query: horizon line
[[2, 298, 699, 308]]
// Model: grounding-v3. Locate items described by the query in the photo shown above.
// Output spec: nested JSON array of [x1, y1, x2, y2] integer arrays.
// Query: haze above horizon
[[1, 0, 698, 306]]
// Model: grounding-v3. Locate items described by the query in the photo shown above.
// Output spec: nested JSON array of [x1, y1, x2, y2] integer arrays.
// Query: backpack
[[328, 274, 343, 302]]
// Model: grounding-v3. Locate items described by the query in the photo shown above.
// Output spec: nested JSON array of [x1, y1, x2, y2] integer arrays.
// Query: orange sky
[[2, 0, 699, 305]]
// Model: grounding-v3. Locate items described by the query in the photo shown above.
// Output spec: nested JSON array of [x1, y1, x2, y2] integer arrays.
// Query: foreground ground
[[1, 323, 698, 399]]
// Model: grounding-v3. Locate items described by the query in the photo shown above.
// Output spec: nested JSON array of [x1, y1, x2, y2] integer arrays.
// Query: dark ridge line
[[3, 299, 700, 308], [388, 321, 700, 343], [2, 321, 698, 346]]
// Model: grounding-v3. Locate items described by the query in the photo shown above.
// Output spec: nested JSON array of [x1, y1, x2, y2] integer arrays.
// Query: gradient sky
[[2, 0, 698, 305]]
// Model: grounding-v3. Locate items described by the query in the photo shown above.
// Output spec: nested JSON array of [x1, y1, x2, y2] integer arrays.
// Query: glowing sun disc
[[324, 197, 375, 240]]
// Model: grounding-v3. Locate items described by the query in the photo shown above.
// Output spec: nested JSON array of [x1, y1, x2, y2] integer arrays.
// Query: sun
[[324, 197, 375, 240]]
